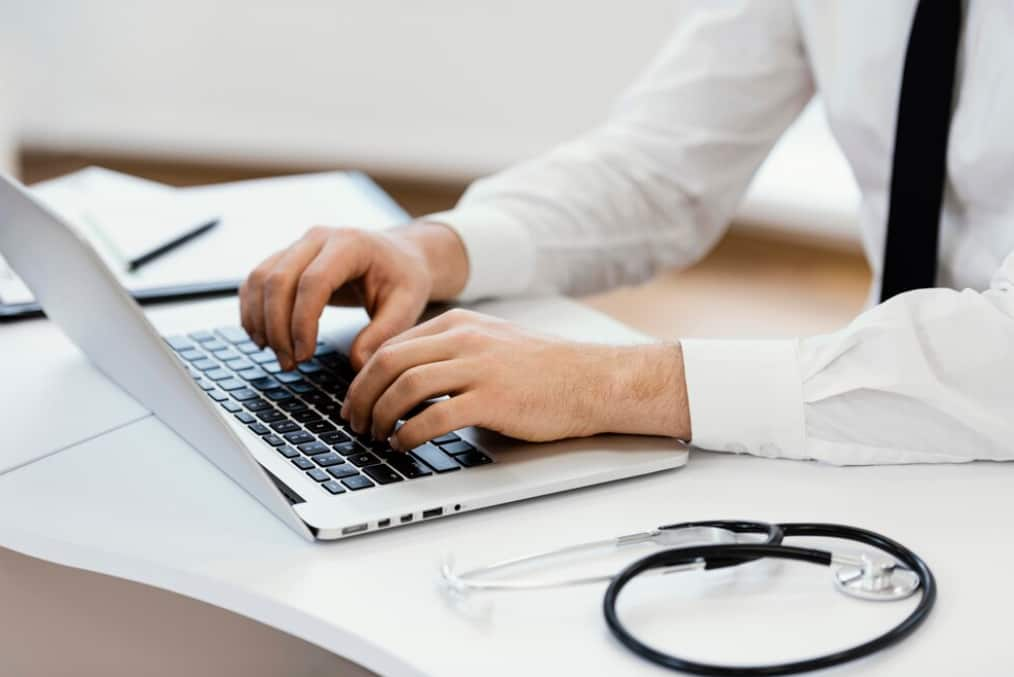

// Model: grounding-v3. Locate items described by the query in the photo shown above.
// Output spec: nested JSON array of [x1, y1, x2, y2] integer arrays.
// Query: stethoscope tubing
[[602, 522, 936, 676]]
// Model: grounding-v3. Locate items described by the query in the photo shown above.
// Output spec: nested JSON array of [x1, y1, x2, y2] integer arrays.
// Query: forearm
[[594, 342, 691, 440]]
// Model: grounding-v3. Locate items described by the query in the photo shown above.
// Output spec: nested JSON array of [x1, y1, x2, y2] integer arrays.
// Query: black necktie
[[880, 0, 962, 302]]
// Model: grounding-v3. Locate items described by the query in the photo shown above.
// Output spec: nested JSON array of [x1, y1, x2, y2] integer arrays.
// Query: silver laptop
[[0, 172, 686, 541]]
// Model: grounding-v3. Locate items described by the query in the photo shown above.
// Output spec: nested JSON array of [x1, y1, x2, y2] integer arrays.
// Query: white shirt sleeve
[[682, 251, 1014, 465], [427, 1, 814, 301]]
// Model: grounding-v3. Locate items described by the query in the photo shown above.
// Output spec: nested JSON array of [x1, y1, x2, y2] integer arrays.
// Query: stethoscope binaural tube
[[602, 523, 936, 676]]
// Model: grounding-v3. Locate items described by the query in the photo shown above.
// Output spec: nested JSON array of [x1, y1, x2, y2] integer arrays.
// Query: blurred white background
[[2, 0, 859, 244]]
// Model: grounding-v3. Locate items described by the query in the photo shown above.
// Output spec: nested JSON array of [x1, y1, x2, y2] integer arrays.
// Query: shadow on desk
[[0, 547, 374, 677]]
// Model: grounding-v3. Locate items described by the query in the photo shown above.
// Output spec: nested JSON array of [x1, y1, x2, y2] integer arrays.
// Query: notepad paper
[[0, 167, 407, 305]]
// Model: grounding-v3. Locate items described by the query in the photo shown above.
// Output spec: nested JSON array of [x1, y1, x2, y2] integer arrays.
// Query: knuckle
[[297, 270, 324, 294], [445, 308, 472, 324], [427, 404, 453, 431], [398, 368, 424, 397], [264, 270, 290, 294], [372, 345, 398, 371]]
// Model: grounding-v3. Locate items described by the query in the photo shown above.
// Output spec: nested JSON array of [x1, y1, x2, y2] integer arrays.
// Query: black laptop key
[[306, 468, 330, 482], [292, 409, 322, 423], [192, 358, 218, 371], [276, 371, 303, 384], [225, 358, 254, 371], [292, 457, 314, 470], [385, 453, 433, 479], [297, 360, 323, 375], [410, 443, 460, 473], [235, 411, 256, 425], [455, 450, 493, 467], [271, 420, 300, 434], [332, 441, 358, 456], [220, 400, 242, 413], [217, 326, 249, 344], [278, 399, 308, 413], [205, 368, 232, 381], [249, 376, 281, 391], [265, 389, 294, 402], [237, 367, 267, 381], [432, 432, 461, 445], [363, 464, 403, 485], [189, 330, 215, 343], [237, 341, 262, 355], [305, 421, 336, 435], [248, 422, 270, 436], [250, 349, 276, 363], [166, 335, 195, 351], [207, 389, 228, 402], [276, 445, 299, 459], [342, 475, 374, 491], [243, 397, 271, 411], [231, 388, 259, 401], [313, 452, 343, 467], [213, 348, 240, 361], [299, 442, 330, 456], [178, 348, 204, 361], [322, 431, 352, 446], [327, 463, 358, 479], [262, 434, 285, 447], [257, 409, 285, 423], [202, 339, 228, 352], [307, 370, 338, 388], [219, 378, 246, 391], [289, 382, 316, 395], [347, 452, 380, 468], [284, 431, 314, 445], [322, 480, 346, 495], [440, 440, 474, 455]]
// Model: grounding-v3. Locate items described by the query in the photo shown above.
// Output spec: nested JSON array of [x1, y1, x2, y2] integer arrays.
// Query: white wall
[[4, 0, 859, 244]]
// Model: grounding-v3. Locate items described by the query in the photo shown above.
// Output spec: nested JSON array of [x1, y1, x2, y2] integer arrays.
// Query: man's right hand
[[239, 222, 468, 372]]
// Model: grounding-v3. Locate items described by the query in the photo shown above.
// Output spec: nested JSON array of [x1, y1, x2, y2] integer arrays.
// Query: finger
[[375, 307, 476, 351], [289, 236, 369, 363], [370, 362, 471, 440], [348, 286, 427, 370], [342, 334, 458, 434], [391, 394, 478, 451], [240, 251, 284, 347], [262, 234, 328, 370]]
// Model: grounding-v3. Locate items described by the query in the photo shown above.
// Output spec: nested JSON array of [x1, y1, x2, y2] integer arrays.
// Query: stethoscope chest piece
[[833, 554, 921, 601]]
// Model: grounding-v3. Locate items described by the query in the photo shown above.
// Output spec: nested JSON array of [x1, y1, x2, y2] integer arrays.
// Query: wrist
[[595, 342, 691, 440], [394, 221, 469, 301]]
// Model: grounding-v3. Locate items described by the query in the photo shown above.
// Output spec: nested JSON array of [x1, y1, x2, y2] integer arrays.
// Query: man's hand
[[239, 222, 468, 371], [342, 308, 692, 451]]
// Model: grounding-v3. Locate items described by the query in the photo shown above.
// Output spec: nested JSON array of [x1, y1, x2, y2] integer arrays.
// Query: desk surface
[[0, 295, 1010, 676]]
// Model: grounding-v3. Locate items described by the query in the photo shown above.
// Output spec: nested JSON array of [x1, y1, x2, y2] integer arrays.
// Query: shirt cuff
[[423, 206, 537, 302], [681, 338, 806, 459]]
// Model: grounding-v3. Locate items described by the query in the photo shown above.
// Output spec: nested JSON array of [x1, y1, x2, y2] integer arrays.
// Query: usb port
[[342, 523, 368, 535], [400, 514, 413, 524], [378, 518, 391, 528], [422, 507, 443, 519]]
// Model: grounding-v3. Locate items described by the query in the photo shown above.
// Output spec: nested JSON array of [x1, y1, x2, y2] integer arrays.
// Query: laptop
[[0, 172, 687, 541]]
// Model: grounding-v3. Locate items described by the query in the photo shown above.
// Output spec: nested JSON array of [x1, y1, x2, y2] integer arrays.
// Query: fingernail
[[389, 435, 403, 452], [293, 340, 306, 361], [340, 402, 349, 420]]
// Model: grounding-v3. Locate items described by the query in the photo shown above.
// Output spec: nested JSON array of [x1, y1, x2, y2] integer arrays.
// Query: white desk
[[0, 297, 1011, 676]]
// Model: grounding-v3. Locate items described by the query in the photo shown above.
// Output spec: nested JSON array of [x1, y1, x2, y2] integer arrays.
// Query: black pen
[[127, 218, 221, 272]]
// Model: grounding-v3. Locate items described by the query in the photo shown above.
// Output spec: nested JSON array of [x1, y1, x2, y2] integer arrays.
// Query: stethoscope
[[440, 520, 935, 675]]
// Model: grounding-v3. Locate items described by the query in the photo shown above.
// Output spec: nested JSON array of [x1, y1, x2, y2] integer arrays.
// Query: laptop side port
[[400, 514, 414, 524], [342, 523, 368, 535], [422, 507, 443, 519], [378, 518, 391, 528]]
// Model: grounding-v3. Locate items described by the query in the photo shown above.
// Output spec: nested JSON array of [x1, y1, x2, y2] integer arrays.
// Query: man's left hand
[[341, 308, 691, 451]]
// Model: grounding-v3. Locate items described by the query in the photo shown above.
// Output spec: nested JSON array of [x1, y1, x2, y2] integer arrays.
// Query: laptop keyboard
[[164, 327, 493, 496]]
